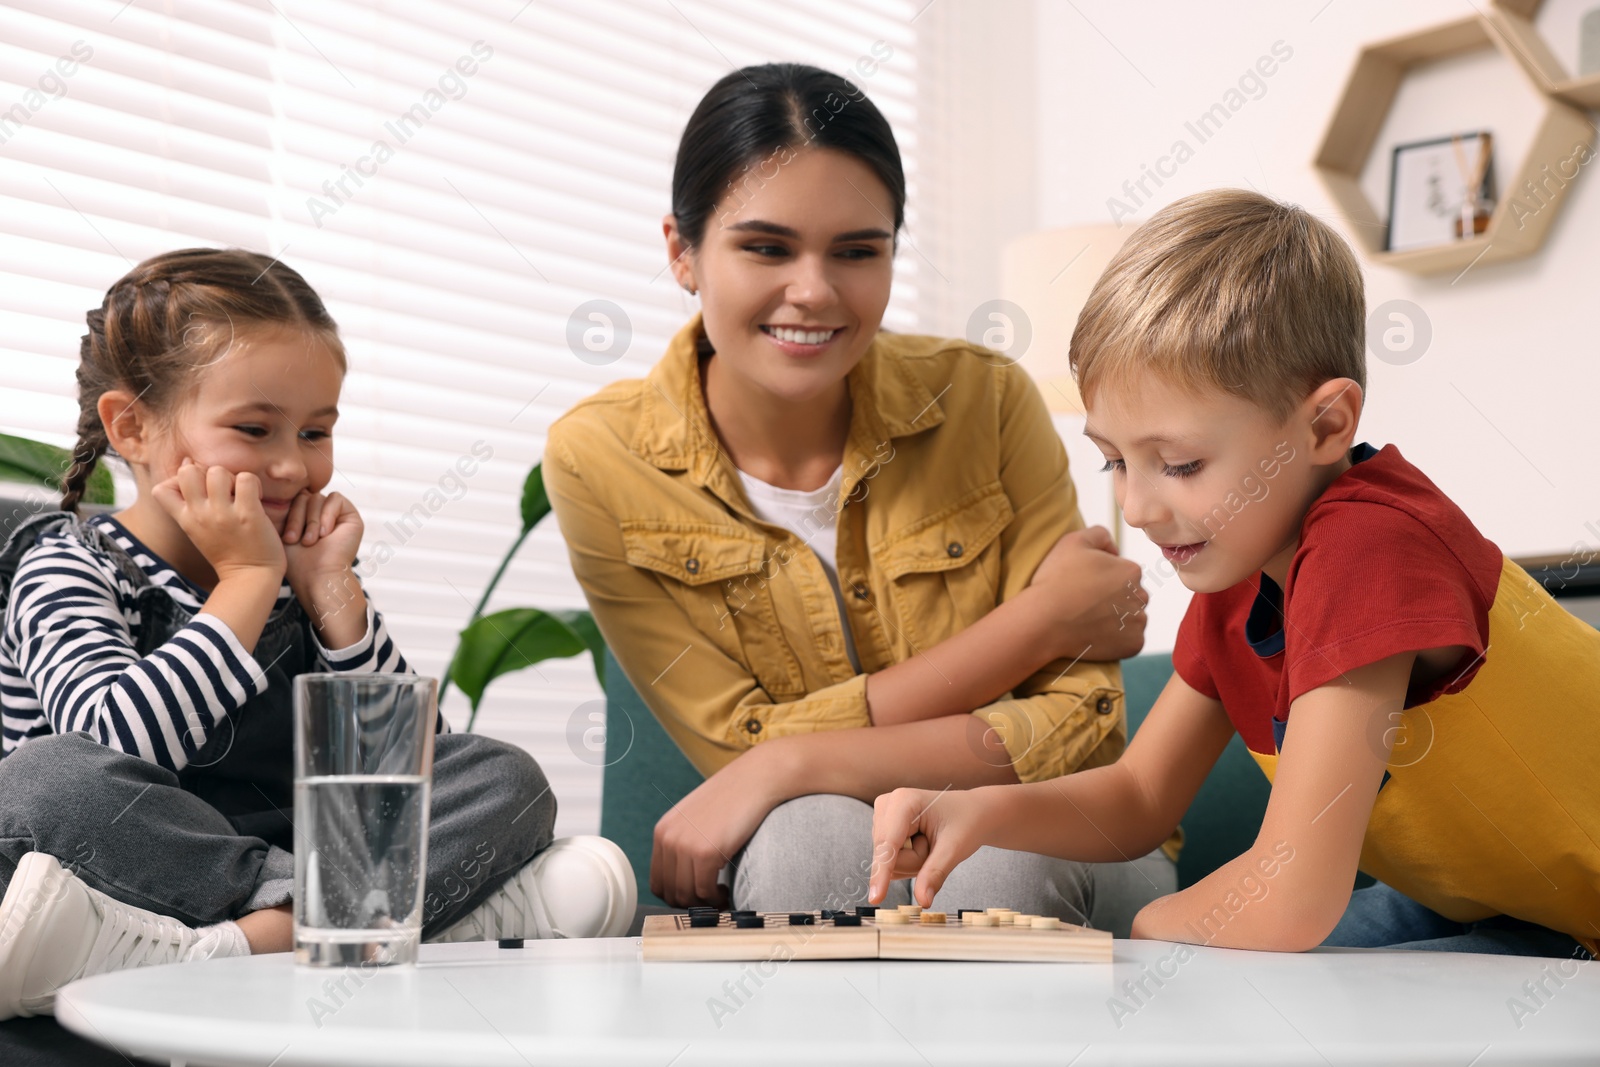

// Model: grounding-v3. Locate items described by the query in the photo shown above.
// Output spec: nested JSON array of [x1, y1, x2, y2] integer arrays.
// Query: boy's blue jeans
[[1325, 881, 1591, 958]]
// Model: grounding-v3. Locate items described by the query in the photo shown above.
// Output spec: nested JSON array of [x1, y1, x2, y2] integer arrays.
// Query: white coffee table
[[56, 937, 1600, 1066]]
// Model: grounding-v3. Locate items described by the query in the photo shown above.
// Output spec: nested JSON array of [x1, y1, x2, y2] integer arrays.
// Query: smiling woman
[[544, 63, 1179, 931]]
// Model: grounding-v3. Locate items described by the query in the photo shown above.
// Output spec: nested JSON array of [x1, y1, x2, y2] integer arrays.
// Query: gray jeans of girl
[[0, 513, 555, 940]]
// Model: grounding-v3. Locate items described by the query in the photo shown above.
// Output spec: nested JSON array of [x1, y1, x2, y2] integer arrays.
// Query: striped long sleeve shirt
[[0, 513, 444, 770]]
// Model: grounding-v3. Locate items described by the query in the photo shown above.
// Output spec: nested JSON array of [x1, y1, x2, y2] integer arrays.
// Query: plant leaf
[[0, 433, 113, 505], [0, 434, 65, 485], [550, 609, 606, 692], [0, 460, 42, 485], [85, 464, 114, 505], [448, 607, 585, 712], [519, 463, 549, 534]]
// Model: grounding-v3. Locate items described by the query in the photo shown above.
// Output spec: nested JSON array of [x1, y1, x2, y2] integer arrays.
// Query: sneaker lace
[[436, 866, 556, 943], [485, 872, 557, 940], [82, 900, 197, 978]]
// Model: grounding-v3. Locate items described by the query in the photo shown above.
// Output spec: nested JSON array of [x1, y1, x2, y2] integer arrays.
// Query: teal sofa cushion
[[598, 649, 705, 905], [600, 649, 1273, 905], [1117, 655, 1272, 889]]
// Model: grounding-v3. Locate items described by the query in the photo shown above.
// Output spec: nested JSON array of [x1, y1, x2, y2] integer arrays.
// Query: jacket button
[[745, 718, 762, 734], [852, 583, 870, 600], [947, 542, 963, 558], [685, 557, 700, 575], [1095, 696, 1113, 715]]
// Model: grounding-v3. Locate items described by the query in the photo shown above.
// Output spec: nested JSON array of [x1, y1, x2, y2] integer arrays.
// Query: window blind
[[0, 0, 940, 836]]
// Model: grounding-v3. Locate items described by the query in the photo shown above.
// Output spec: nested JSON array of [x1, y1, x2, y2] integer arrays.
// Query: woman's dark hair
[[671, 62, 906, 249], [62, 249, 345, 514]]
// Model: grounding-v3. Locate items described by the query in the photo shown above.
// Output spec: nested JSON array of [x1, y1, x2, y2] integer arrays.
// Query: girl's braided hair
[[63, 249, 345, 513]]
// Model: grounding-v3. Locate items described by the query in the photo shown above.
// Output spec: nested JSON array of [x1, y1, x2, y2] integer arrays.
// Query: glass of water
[[293, 673, 437, 967]]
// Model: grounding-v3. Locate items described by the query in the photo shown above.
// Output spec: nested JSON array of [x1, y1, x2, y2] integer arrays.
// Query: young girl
[[0, 249, 634, 1020]]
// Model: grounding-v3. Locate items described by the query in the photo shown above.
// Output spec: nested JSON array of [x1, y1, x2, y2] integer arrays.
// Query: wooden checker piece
[[641, 910, 1111, 963]]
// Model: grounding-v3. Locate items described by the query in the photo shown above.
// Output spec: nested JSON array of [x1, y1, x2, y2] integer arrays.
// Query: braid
[[62, 306, 115, 514], [58, 422, 108, 515]]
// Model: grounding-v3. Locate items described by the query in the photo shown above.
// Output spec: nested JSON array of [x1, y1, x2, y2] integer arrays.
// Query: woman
[[545, 63, 1176, 933]]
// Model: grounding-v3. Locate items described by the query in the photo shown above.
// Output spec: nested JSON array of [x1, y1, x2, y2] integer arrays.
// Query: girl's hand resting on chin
[[280, 489, 363, 580], [281, 489, 369, 649], [150, 459, 285, 583]]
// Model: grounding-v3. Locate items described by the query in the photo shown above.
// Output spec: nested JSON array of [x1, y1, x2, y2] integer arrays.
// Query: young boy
[[868, 189, 1599, 957]]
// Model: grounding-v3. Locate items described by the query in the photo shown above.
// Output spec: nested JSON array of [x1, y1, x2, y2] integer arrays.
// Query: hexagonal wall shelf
[[1490, 0, 1600, 108], [1313, 14, 1594, 275]]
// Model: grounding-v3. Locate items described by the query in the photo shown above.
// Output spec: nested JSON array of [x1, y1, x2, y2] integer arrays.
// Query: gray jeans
[[0, 730, 555, 941], [727, 794, 1176, 938]]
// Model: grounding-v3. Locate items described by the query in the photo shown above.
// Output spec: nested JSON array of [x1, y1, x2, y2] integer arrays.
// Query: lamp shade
[[998, 224, 1128, 414]]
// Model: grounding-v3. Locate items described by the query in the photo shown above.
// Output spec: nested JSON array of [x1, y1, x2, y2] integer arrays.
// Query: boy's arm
[[1129, 652, 1411, 950], [868, 671, 1235, 904]]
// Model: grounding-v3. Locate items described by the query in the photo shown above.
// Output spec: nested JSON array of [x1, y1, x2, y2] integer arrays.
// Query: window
[[0, 0, 942, 834]]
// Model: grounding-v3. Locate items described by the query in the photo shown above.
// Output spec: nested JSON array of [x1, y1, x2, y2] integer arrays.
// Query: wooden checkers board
[[641, 909, 1111, 963]]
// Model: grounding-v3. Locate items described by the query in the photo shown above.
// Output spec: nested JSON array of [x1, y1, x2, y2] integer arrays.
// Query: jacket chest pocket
[[619, 520, 805, 697], [874, 482, 1014, 654]]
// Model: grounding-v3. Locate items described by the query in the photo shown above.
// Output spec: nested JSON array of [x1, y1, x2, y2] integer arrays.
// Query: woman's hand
[[1025, 526, 1148, 662], [650, 747, 787, 908], [867, 785, 996, 907], [151, 460, 285, 583]]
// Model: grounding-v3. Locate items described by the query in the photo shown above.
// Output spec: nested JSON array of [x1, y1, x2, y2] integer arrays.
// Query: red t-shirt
[[1171, 443, 1503, 755]]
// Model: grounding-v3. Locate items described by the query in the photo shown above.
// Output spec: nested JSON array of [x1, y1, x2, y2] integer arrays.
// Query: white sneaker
[[429, 836, 636, 942], [0, 852, 232, 1019]]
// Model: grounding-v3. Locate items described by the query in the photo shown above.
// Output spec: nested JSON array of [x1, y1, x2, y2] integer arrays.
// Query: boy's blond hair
[[1070, 189, 1366, 422]]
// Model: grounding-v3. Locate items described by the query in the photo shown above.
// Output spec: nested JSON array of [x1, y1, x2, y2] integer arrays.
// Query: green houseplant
[[441, 463, 607, 731], [0, 432, 115, 507]]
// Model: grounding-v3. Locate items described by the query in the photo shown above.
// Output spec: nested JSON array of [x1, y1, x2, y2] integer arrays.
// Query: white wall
[[938, 0, 1600, 652]]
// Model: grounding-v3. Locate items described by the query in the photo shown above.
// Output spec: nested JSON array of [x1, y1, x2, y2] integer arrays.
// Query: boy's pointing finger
[[868, 789, 924, 902]]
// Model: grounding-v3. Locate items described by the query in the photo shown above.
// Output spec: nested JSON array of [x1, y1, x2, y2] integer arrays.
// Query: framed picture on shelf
[[1385, 131, 1496, 252]]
